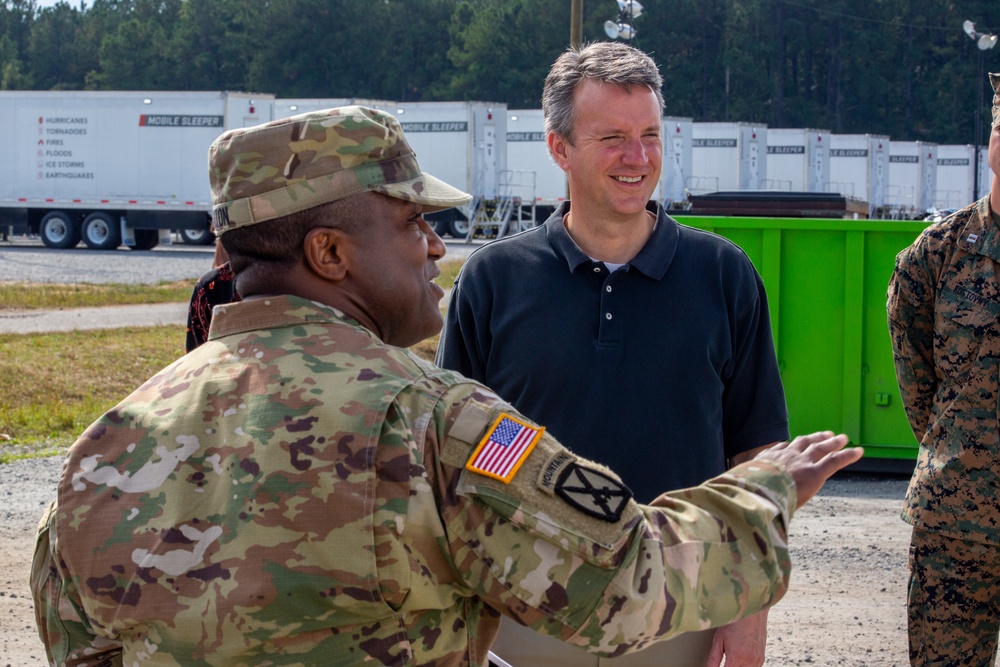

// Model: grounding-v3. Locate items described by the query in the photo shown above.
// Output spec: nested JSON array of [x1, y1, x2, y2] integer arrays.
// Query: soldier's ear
[[303, 227, 350, 282]]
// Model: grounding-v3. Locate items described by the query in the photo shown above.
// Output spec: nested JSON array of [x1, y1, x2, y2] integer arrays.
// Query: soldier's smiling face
[[345, 194, 448, 348]]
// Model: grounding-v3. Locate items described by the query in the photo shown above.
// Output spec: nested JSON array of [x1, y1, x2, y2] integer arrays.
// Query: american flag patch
[[466, 413, 544, 483]]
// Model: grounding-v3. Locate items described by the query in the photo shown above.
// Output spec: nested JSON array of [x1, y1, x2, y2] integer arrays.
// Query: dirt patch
[[0, 459, 929, 666]]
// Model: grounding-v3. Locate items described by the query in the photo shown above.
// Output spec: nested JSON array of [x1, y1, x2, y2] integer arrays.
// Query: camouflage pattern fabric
[[209, 106, 470, 234], [32, 295, 797, 667], [907, 528, 1000, 666], [887, 196, 1000, 544]]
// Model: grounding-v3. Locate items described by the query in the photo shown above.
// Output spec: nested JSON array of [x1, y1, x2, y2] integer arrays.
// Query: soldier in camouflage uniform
[[31, 106, 862, 667], [888, 72, 1000, 667]]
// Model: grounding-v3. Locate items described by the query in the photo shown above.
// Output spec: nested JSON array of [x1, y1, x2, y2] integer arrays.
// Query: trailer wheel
[[81, 212, 122, 250], [179, 228, 215, 245], [129, 229, 160, 251], [449, 216, 471, 239], [39, 211, 81, 249]]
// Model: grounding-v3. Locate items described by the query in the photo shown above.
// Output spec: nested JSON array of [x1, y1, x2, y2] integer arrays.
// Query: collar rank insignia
[[554, 463, 632, 522], [466, 413, 544, 483]]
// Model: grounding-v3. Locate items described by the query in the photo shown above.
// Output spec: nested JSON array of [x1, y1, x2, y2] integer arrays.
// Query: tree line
[[1, 0, 998, 145]]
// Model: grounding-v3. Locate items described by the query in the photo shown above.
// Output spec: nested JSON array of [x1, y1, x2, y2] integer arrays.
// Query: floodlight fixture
[[604, 21, 636, 40], [964, 19, 997, 50], [616, 0, 643, 19], [605, 0, 642, 40]]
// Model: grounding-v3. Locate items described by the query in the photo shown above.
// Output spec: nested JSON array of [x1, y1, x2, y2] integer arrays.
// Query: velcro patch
[[554, 463, 633, 522], [537, 451, 576, 495], [466, 413, 544, 483]]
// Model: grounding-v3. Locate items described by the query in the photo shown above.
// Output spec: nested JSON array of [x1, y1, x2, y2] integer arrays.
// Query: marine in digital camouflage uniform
[[888, 72, 1000, 667], [30, 106, 859, 667]]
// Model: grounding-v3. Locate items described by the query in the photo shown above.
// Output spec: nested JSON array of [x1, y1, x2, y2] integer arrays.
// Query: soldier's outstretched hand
[[754, 432, 863, 509]]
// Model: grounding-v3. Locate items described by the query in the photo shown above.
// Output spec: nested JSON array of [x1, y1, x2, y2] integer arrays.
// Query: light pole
[[964, 20, 997, 201]]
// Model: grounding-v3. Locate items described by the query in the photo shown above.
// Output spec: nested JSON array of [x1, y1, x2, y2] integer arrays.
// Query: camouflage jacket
[[32, 295, 797, 667], [888, 196, 1000, 543]]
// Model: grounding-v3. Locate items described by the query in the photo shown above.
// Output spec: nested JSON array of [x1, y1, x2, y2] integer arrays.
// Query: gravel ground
[[0, 236, 482, 285], [0, 238, 216, 284]]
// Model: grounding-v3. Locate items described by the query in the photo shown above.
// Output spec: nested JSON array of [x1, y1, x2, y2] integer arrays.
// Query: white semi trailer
[[274, 98, 396, 117], [660, 117, 694, 207], [0, 90, 273, 249], [691, 122, 768, 193], [934, 144, 975, 211], [979, 146, 992, 201], [505, 108, 565, 219], [392, 101, 507, 238], [765, 128, 831, 192], [829, 134, 889, 217], [888, 141, 938, 217]]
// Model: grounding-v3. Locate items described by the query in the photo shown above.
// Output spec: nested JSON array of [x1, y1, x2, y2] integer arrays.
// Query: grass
[[0, 280, 196, 310], [0, 326, 185, 461], [0, 258, 463, 462]]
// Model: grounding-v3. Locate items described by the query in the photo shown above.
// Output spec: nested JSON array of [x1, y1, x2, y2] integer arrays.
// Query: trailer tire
[[39, 211, 81, 249], [448, 215, 471, 239], [129, 229, 160, 251], [179, 228, 215, 245], [81, 212, 122, 250]]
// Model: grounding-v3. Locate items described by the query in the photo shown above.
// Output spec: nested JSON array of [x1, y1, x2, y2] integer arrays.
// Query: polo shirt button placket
[[598, 270, 620, 343]]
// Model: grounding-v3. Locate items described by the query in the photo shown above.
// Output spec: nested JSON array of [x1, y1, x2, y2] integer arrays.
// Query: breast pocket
[[935, 289, 998, 380]]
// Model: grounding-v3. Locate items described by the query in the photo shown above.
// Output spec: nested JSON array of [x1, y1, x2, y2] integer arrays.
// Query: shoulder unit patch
[[466, 413, 544, 483], [554, 463, 633, 522]]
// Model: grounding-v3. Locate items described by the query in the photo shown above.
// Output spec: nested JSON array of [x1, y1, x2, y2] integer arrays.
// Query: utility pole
[[571, 0, 583, 47]]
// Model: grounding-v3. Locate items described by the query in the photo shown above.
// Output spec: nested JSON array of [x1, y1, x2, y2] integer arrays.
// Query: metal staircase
[[465, 170, 538, 241]]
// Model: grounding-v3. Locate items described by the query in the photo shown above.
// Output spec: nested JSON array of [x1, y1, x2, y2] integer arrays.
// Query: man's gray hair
[[542, 41, 665, 144]]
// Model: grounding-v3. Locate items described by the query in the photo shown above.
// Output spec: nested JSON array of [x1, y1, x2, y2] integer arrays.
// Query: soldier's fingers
[[814, 445, 864, 475], [783, 431, 837, 453], [804, 433, 850, 458]]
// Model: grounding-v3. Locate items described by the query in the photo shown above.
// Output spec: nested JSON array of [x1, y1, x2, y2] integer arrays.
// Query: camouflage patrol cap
[[992, 72, 1000, 127], [209, 106, 472, 234]]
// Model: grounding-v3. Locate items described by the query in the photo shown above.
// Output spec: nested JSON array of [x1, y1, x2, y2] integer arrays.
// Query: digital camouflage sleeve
[[31, 296, 796, 667]]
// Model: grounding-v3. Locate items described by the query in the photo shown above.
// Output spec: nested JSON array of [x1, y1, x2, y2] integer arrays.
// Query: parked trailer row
[[4, 90, 995, 251], [505, 117, 990, 222], [0, 91, 273, 250]]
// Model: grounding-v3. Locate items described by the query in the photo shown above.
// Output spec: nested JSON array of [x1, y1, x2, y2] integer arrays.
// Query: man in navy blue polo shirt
[[437, 42, 788, 667]]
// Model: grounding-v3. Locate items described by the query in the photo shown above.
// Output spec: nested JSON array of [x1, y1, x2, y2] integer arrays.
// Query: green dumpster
[[675, 215, 928, 463]]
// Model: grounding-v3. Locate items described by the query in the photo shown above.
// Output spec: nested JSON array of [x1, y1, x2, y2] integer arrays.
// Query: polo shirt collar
[[543, 200, 678, 280]]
